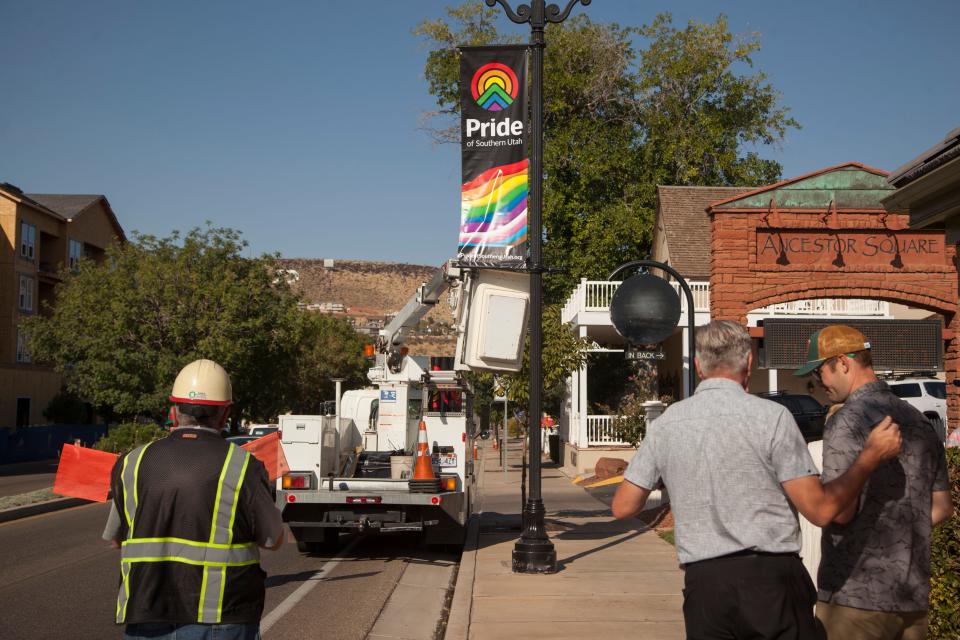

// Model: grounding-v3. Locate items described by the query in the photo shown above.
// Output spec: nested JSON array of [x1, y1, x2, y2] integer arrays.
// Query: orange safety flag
[[241, 432, 289, 482], [53, 444, 119, 503]]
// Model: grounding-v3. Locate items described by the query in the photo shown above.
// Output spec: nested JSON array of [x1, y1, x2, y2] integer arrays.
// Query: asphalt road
[[0, 460, 58, 498], [0, 502, 459, 640]]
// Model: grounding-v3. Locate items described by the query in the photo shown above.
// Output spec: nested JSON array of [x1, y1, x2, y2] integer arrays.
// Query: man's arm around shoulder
[[782, 416, 901, 527], [932, 490, 953, 527]]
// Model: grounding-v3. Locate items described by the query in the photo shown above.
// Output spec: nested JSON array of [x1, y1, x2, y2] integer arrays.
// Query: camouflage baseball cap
[[794, 325, 871, 376]]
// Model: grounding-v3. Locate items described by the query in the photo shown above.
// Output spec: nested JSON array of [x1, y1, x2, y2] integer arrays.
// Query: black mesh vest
[[111, 429, 267, 624]]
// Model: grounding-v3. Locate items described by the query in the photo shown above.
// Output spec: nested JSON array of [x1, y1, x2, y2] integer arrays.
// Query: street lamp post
[[486, 0, 591, 574]]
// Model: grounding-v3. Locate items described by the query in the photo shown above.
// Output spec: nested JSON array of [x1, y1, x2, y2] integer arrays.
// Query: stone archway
[[707, 163, 960, 427]]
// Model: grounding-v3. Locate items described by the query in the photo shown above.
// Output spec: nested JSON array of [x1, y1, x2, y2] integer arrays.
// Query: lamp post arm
[[545, 0, 592, 24], [484, 0, 531, 24], [485, 1, 591, 27]]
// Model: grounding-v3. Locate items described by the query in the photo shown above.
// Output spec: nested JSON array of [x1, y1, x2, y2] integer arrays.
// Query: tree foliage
[[929, 447, 960, 637], [24, 226, 366, 423], [93, 422, 167, 456], [290, 312, 369, 415], [608, 362, 675, 447], [415, 6, 798, 301]]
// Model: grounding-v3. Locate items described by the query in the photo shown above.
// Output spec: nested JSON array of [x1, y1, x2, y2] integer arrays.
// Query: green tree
[[289, 312, 368, 415], [93, 422, 167, 455], [415, 6, 798, 301], [24, 226, 362, 424]]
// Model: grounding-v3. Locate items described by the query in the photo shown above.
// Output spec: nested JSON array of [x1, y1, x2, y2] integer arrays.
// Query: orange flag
[[53, 444, 119, 503], [241, 432, 289, 482]]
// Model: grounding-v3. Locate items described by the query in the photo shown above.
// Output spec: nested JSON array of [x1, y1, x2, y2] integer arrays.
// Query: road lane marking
[[260, 536, 361, 635]]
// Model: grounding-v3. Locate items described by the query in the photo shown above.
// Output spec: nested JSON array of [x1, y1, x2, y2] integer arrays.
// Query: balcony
[[561, 278, 711, 328], [562, 279, 891, 329], [751, 299, 889, 317]]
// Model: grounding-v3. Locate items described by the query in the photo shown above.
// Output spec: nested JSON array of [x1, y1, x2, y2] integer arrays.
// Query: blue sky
[[2, 1, 957, 265]]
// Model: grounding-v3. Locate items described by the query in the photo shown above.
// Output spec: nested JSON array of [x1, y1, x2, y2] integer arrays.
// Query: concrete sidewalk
[[446, 441, 685, 640]]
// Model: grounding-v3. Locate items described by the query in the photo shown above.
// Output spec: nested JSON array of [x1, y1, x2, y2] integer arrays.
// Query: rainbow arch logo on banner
[[470, 62, 520, 111]]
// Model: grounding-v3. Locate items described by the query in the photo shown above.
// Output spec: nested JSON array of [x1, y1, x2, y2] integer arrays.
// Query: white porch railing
[[562, 278, 711, 322], [755, 298, 889, 316], [587, 414, 635, 446], [562, 279, 890, 323]]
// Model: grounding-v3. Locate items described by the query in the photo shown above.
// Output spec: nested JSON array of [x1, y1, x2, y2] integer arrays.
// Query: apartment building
[[0, 182, 125, 428]]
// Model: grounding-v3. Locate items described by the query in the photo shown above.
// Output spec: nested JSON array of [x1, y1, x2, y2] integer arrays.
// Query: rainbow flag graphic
[[459, 158, 528, 250]]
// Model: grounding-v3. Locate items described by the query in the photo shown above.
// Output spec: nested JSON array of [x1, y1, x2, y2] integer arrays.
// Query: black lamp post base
[[512, 537, 557, 573], [512, 499, 557, 573]]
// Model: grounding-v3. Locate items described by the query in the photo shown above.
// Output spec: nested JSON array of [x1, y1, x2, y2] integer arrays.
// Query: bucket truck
[[275, 260, 529, 552]]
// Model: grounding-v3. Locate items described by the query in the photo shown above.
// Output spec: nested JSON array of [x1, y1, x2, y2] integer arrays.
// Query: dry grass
[[280, 259, 458, 356]]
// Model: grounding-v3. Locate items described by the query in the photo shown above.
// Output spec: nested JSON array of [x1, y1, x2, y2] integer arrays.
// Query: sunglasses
[[811, 354, 855, 382]]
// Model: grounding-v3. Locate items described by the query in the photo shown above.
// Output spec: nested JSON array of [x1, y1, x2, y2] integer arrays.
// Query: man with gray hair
[[612, 320, 902, 639]]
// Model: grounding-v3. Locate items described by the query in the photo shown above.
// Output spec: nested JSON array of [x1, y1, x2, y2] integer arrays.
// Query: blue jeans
[[124, 623, 261, 640]]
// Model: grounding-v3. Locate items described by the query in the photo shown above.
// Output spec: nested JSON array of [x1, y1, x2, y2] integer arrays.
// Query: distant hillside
[[278, 259, 457, 356]]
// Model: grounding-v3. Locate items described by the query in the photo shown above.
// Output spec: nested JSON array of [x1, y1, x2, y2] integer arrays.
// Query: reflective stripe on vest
[[116, 442, 254, 624], [121, 537, 260, 565], [199, 445, 251, 623], [116, 442, 153, 623]]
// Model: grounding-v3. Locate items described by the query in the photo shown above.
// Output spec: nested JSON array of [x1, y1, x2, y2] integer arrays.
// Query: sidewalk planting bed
[[0, 488, 57, 511]]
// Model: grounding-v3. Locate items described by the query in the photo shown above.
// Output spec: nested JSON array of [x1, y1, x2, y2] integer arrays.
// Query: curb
[[443, 512, 480, 640], [0, 496, 91, 524], [444, 443, 490, 640]]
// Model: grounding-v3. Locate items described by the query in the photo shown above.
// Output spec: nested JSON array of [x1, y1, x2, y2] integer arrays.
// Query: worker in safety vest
[[102, 359, 283, 640]]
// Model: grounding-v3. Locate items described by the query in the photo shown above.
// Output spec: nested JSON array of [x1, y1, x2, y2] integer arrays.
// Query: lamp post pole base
[[512, 499, 557, 573]]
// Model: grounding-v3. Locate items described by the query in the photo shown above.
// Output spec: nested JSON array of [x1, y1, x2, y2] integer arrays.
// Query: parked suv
[[885, 375, 947, 442], [755, 392, 827, 442]]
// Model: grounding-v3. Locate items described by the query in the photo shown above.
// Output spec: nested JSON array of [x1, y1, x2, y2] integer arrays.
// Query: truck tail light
[[346, 496, 382, 504], [431, 496, 441, 505], [282, 473, 313, 490], [441, 476, 457, 491]]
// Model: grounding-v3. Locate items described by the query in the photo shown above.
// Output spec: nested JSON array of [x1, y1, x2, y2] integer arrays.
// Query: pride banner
[[458, 45, 529, 268]]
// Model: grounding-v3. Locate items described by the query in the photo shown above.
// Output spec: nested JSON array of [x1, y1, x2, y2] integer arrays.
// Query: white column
[[642, 400, 666, 425], [682, 326, 691, 399], [768, 368, 778, 393], [579, 325, 589, 448]]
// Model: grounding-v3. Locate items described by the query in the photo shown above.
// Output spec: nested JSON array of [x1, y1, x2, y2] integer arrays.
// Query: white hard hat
[[169, 359, 233, 406]]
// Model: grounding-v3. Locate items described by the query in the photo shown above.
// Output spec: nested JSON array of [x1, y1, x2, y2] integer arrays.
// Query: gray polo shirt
[[818, 380, 950, 612], [624, 378, 818, 565]]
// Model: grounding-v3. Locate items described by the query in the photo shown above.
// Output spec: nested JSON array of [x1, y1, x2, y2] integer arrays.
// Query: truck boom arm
[[378, 260, 462, 352]]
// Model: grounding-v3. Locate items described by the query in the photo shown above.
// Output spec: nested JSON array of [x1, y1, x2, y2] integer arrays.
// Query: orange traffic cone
[[409, 420, 440, 493]]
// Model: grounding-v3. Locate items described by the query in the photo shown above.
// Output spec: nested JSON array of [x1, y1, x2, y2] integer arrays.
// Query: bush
[[929, 447, 960, 638], [93, 422, 167, 455], [43, 389, 87, 424]]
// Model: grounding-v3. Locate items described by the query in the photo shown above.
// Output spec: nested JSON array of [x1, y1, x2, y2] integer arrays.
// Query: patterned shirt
[[818, 380, 950, 612], [624, 378, 818, 565]]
